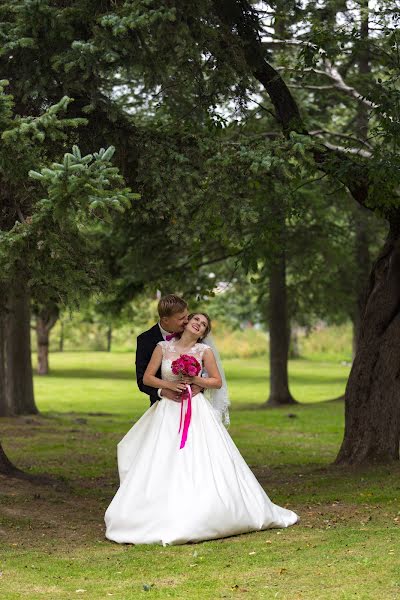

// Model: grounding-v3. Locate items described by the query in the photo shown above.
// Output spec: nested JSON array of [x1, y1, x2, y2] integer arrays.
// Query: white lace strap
[[196, 343, 208, 360], [157, 340, 167, 357]]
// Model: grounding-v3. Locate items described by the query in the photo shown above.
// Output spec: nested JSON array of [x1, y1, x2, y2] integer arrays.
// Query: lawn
[[1, 353, 399, 599]]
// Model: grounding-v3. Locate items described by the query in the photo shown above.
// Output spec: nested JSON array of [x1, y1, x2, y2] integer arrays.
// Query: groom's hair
[[158, 294, 188, 318]]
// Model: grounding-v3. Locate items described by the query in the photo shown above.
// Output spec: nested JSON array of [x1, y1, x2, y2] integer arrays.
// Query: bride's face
[[186, 314, 209, 338]]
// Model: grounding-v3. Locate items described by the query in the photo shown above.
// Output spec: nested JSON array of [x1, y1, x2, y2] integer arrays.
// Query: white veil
[[203, 333, 230, 426]]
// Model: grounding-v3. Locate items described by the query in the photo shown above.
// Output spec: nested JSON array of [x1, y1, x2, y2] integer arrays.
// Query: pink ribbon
[[178, 384, 192, 449]]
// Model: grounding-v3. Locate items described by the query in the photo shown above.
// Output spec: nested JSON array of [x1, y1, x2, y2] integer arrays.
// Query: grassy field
[[1, 353, 400, 599]]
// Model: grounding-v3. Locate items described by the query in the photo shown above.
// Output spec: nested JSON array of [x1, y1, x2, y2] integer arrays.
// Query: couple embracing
[[105, 295, 299, 546]]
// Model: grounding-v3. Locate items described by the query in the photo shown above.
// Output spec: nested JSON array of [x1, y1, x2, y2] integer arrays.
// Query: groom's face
[[161, 309, 189, 333]]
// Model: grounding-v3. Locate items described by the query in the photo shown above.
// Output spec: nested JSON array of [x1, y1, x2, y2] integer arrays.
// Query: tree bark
[[264, 249, 297, 406], [351, 205, 372, 359], [289, 326, 301, 359], [0, 278, 38, 416], [106, 325, 112, 352], [0, 285, 7, 417], [0, 440, 23, 477], [37, 316, 50, 375], [35, 305, 59, 375], [351, 0, 371, 360], [59, 320, 64, 352], [335, 227, 400, 464]]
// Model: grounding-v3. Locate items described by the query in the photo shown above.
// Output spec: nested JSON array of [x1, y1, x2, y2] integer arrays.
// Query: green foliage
[[0, 84, 135, 305], [0, 0, 144, 314], [28, 144, 136, 219], [1, 0, 398, 339]]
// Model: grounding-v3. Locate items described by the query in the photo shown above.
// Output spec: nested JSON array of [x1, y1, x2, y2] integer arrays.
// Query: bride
[[105, 313, 299, 546]]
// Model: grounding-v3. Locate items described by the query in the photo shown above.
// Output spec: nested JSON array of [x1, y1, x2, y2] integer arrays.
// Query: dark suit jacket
[[136, 324, 164, 406]]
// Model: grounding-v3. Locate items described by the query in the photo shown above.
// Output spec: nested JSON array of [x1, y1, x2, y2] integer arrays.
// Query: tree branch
[[213, 0, 371, 211], [262, 38, 323, 51], [289, 84, 336, 91], [16, 205, 26, 224], [323, 60, 377, 110], [309, 129, 374, 150], [280, 63, 377, 110], [321, 141, 372, 159]]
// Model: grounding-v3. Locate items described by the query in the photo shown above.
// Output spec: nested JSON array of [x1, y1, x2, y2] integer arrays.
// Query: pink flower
[[171, 354, 201, 378]]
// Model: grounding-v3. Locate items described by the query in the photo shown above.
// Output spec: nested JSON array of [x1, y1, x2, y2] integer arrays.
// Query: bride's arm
[[183, 349, 222, 389], [143, 346, 187, 393]]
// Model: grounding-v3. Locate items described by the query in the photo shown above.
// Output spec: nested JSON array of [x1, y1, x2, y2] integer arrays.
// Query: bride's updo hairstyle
[[188, 313, 212, 342]]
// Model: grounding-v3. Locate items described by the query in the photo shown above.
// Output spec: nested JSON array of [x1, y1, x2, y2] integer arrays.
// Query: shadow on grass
[[226, 372, 347, 386], [289, 373, 347, 385], [42, 368, 347, 387], [233, 397, 344, 411], [40, 369, 135, 380]]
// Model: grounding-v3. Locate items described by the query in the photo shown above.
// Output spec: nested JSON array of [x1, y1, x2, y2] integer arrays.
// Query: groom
[[136, 294, 203, 405]]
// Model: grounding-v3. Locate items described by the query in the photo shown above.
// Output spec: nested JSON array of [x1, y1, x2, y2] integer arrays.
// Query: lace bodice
[[158, 341, 208, 381]]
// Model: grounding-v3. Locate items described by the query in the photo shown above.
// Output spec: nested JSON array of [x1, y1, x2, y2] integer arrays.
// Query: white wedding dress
[[105, 341, 299, 545]]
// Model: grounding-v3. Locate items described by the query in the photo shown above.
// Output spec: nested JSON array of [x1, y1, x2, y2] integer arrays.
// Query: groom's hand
[[161, 389, 182, 403], [190, 384, 203, 397]]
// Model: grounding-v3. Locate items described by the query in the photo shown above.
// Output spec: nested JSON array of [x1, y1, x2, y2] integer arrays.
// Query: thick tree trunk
[[35, 305, 59, 375], [0, 278, 38, 416], [351, 205, 372, 359], [0, 440, 23, 477], [351, 1, 371, 360], [0, 286, 7, 417], [264, 249, 296, 406], [335, 230, 400, 464], [1, 294, 26, 475]]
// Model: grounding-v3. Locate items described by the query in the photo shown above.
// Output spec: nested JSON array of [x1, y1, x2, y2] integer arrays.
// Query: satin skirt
[[105, 394, 299, 546]]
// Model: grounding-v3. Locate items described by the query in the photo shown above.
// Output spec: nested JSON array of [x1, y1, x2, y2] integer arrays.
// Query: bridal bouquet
[[171, 354, 202, 449], [171, 354, 201, 379]]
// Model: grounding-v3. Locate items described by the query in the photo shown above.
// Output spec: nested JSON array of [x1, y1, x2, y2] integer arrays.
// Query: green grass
[[31, 352, 348, 414], [1, 352, 400, 600]]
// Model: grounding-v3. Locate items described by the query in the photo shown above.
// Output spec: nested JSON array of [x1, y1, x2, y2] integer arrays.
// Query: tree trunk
[[0, 440, 23, 477], [289, 325, 301, 359], [351, 0, 371, 360], [106, 325, 112, 352], [0, 287, 30, 476], [35, 305, 59, 375], [351, 205, 372, 359], [335, 229, 400, 464], [351, 318, 358, 362], [36, 316, 50, 375], [59, 320, 64, 352], [0, 285, 7, 417], [1, 278, 38, 416], [264, 248, 296, 406]]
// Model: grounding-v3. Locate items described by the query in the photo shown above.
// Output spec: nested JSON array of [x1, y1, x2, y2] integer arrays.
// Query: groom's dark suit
[[136, 324, 164, 406]]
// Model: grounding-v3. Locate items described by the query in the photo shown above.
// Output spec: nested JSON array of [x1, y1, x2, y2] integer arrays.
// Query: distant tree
[[32, 301, 59, 375]]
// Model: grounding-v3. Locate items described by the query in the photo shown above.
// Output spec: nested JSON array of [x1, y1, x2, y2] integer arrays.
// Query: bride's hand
[[181, 376, 196, 385], [167, 382, 187, 393]]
